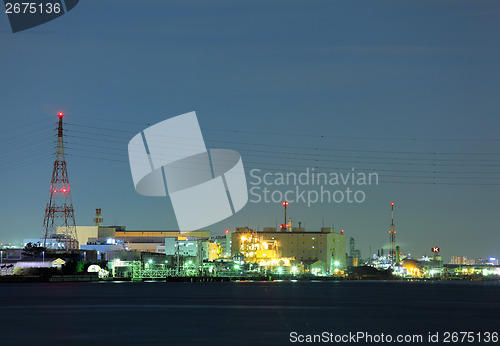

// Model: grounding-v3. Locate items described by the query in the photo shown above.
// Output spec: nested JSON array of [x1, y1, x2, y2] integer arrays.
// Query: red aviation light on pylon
[[391, 202, 394, 206], [58, 112, 64, 118]]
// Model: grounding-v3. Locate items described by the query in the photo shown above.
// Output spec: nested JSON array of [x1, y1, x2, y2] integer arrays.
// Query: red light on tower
[[281, 201, 289, 231], [341, 229, 344, 234], [58, 112, 64, 118], [225, 229, 229, 234], [391, 202, 394, 206]]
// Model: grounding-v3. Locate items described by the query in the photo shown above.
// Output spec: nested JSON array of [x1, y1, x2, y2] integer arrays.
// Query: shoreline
[[1, 275, 499, 283]]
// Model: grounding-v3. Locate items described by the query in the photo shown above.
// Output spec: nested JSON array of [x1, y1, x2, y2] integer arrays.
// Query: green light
[[148, 259, 153, 264], [234, 264, 240, 270], [334, 261, 340, 266], [188, 260, 193, 265]]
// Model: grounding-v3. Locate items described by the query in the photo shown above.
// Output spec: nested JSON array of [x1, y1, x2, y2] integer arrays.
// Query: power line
[[62, 145, 500, 183], [4, 117, 499, 186], [63, 122, 500, 157], [64, 119, 500, 143], [64, 140, 500, 170], [64, 152, 500, 186]]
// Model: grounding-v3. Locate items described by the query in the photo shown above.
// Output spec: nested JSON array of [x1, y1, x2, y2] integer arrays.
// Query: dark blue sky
[[1, 0, 499, 261]]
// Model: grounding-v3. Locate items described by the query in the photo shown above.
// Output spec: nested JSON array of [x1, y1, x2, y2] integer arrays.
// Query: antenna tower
[[41, 112, 78, 250], [389, 202, 396, 266]]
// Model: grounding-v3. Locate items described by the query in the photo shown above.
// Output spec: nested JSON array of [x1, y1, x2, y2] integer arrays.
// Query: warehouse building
[[57, 225, 210, 253]]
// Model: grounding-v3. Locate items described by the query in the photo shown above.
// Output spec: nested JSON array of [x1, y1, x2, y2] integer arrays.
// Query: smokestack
[[93, 208, 103, 226]]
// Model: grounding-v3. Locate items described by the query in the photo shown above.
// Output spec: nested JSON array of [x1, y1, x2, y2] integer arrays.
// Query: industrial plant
[[0, 113, 498, 282]]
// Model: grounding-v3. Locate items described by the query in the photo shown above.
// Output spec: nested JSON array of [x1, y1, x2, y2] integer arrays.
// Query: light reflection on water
[[0, 281, 498, 345]]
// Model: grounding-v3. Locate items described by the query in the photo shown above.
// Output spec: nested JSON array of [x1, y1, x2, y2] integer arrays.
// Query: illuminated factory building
[[237, 231, 287, 267], [231, 227, 346, 274]]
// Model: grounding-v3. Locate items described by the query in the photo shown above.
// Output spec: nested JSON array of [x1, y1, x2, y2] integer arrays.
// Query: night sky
[[1, 0, 499, 261]]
